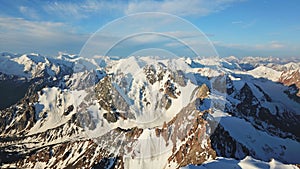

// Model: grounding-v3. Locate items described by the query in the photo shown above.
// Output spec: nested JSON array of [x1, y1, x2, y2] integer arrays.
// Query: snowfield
[[182, 156, 298, 169]]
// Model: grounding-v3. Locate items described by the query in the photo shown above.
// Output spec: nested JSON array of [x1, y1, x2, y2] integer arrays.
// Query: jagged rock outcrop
[[279, 69, 300, 96]]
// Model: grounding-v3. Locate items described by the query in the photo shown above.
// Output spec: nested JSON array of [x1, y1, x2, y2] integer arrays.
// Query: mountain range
[[0, 53, 299, 169]]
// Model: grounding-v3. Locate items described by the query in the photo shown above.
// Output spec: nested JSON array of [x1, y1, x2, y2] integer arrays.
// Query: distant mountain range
[[0, 52, 299, 169]]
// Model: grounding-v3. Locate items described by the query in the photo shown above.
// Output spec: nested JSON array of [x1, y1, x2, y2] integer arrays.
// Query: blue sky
[[0, 0, 299, 58]]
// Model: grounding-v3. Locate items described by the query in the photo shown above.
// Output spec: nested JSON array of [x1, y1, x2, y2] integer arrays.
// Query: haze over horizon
[[0, 0, 299, 58]]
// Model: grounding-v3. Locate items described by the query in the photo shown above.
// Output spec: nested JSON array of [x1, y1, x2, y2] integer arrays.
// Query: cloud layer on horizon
[[0, 0, 299, 58]]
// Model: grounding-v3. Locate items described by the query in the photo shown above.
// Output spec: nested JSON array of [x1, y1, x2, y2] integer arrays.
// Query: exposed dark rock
[[210, 124, 250, 159], [197, 84, 210, 100], [63, 105, 74, 116], [103, 112, 118, 123]]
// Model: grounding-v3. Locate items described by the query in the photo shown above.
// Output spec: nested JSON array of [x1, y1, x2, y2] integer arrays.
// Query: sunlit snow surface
[[182, 156, 298, 169]]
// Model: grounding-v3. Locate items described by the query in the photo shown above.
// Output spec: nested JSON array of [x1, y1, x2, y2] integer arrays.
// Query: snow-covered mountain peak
[[77, 57, 208, 130]]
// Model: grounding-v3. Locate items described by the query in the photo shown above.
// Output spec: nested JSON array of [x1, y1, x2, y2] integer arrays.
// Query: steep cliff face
[[229, 81, 300, 141], [279, 69, 300, 96]]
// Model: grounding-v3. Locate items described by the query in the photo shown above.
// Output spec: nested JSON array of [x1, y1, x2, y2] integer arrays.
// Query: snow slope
[[182, 156, 298, 169], [246, 65, 281, 82], [220, 116, 300, 163]]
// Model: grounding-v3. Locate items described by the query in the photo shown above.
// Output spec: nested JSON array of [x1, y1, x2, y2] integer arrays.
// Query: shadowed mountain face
[[0, 53, 299, 169], [0, 75, 30, 110]]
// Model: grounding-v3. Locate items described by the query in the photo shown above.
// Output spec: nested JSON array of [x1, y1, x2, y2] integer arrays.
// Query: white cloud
[[126, 0, 243, 17], [232, 21, 243, 24], [255, 41, 285, 50], [231, 19, 257, 28], [0, 0, 245, 56], [44, 0, 125, 19], [216, 41, 286, 50], [0, 17, 88, 55], [213, 40, 299, 57], [41, 0, 243, 20], [269, 41, 285, 49], [44, 2, 88, 19], [19, 6, 39, 19], [0, 17, 65, 35]]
